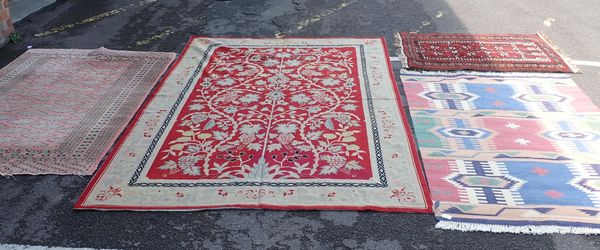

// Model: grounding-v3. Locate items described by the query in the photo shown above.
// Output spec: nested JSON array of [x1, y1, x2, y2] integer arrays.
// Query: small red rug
[[394, 33, 575, 73], [75, 37, 432, 212]]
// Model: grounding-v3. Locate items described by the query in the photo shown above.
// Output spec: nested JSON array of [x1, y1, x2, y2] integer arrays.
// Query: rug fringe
[[393, 33, 409, 68], [399, 69, 572, 78], [536, 32, 581, 74], [436, 221, 600, 235]]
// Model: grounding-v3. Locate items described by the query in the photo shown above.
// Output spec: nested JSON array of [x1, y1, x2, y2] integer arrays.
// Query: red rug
[[394, 33, 575, 73], [75, 37, 432, 212]]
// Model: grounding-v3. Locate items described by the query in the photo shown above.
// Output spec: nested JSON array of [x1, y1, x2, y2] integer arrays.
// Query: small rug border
[[536, 32, 580, 73]]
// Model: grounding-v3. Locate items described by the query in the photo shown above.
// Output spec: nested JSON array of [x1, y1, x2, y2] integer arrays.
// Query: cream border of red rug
[[74, 37, 433, 212]]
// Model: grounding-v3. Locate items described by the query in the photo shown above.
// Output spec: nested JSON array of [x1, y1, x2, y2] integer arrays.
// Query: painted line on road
[[35, 0, 160, 37], [411, 11, 445, 33], [134, 29, 174, 46], [571, 60, 600, 67], [275, 0, 358, 38]]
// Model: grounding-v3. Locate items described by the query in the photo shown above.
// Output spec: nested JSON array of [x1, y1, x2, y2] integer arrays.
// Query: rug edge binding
[[436, 221, 600, 235]]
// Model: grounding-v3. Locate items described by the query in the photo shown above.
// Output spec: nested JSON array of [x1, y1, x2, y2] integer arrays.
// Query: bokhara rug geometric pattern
[[0, 48, 176, 175], [402, 71, 600, 234], [394, 33, 575, 73], [75, 37, 432, 212]]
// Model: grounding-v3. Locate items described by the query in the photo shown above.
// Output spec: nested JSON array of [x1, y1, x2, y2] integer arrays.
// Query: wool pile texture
[[394, 33, 575, 73]]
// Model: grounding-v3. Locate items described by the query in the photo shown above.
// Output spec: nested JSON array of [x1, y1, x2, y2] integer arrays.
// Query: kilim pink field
[[402, 70, 600, 234], [394, 33, 576, 73], [75, 37, 432, 212], [0, 48, 176, 175]]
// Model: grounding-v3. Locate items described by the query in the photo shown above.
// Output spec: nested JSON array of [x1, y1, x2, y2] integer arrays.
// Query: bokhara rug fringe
[[75, 37, 432, 212], [394, 33, 576, 73], [0, 48, 176, 175], [401, 70, 600, 234]]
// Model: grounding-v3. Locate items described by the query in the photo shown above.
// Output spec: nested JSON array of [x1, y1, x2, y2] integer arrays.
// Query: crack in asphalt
[[274, 0, 359, 38]]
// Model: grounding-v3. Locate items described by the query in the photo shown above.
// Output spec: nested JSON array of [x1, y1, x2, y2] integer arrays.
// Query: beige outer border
[[77, 37, 431, 211]]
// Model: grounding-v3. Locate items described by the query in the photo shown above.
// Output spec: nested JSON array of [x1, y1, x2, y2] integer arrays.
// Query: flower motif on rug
[[95, 186, 123, 201], [147, 47, 371, 180], [390, 187, 417, 204], [76, 38, 431, 212]]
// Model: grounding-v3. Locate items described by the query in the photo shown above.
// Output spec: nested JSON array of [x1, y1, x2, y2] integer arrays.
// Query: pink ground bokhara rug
[[75, 37, 432, 212], [0, 48, 176, 175]]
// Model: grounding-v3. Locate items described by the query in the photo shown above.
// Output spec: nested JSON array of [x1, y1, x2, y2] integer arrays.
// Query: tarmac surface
[[1, 0, 600, 249], [7, 0, 56, 22]]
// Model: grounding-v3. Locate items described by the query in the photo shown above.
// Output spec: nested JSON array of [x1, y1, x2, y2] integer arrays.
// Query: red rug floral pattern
[[75, 37, 432, 212], [394, 33, 575, 73], [0, 48, 175, 175]]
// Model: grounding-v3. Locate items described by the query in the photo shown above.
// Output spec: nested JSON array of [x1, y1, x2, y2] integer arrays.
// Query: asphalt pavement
[[1, 0, 599, 249]]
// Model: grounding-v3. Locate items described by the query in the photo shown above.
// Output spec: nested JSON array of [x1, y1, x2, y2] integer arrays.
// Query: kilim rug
[[401, 70, 600, 234], [394, 33, 576, 73], [75, 37, 432, 212], [0, 48, 176, 175]]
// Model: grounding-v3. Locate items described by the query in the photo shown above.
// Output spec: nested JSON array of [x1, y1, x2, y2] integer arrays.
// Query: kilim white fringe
[[399, 69, 572, 78], [436, 221, 600, 235]]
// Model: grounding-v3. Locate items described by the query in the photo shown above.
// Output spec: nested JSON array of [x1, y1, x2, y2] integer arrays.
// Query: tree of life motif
[[147, 46, 373, 180]]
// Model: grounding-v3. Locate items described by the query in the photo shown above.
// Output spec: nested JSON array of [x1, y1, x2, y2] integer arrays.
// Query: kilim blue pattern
[[403, 71, 600, 234]]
